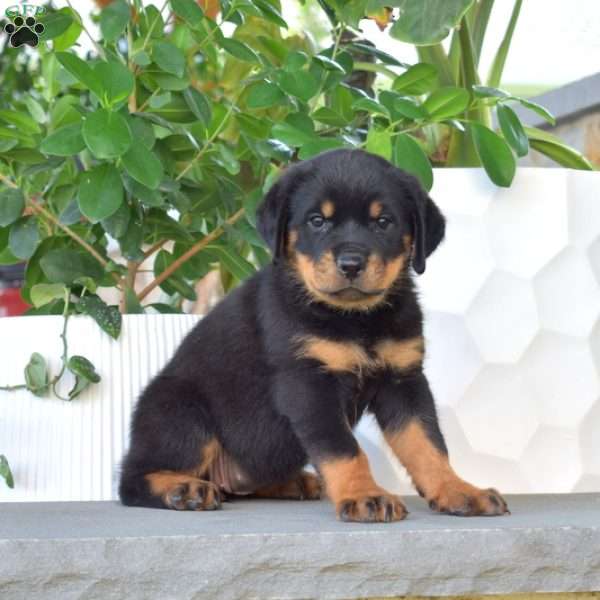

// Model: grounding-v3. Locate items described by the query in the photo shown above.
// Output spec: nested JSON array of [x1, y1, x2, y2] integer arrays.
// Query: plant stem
[[27, 200, 121, 286], [0, 172, 18, 188], [120, 260, 139, 313], [66, 0, 107, 60], [51, 289, 71, 401], [137, 208, 245, 302], [175, 101, 237, 182], [143, 238, 167, 259], [139, 0, 170, 53]]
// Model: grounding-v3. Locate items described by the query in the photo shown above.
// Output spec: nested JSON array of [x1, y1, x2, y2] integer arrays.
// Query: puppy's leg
[[274, 370, 407, 522], [372, 372, 509, 516], [119, 376, 221, 510]]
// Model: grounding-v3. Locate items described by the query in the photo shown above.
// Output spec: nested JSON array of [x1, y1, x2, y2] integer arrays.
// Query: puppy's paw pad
[[337, 494, 407, 523], [429, 483, 508, 517], [165, 479, 221, 511], [298, 471, 322, 500]]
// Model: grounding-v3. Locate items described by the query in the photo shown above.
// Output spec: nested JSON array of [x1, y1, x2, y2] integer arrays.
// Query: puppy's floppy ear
[[397, 173, 445, 275], [256, 162, 308, 262]]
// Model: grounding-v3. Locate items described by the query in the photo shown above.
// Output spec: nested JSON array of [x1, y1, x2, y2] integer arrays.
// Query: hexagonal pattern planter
[[358, 168, 600, 495]]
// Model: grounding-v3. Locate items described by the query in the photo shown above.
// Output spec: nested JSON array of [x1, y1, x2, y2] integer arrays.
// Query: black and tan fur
[[119, 149, 508, 521]]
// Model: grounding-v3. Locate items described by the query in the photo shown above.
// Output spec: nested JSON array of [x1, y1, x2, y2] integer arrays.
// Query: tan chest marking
[[294, 335, 424, 374], [374, 337, 424, 372]]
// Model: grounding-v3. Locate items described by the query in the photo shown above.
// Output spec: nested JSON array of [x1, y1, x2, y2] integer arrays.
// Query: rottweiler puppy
[[119, 149, 509, 521]]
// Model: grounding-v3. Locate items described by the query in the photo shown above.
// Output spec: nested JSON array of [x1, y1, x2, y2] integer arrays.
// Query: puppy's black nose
[[336, 252, 366, 279]]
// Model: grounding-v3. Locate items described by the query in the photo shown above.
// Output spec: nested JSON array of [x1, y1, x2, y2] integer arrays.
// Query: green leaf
[[352, 97, 390, 117], [124, 286, 145, 314], [52, 8, 83, 51], [40, 122, 86, 156], [221, 38, 260, 63], [154, 250, 197, 299], [101, 202, 131, 238], [497, 104, 528, 157], [56, 52, 103, 98], [423, 86, 470, 120], [30, 283, 66, 308], [183, 88, 212, 126], [9, 217, 39, 260], [68, 355, 101, 384], [394, 97, 429, 119], [205, 243, 256, 281], [271, 122, 315, 147], [277, 71, 319, 102], [313, 54, 346, 72], [94, 62, 135, 107], [348, 42, 408, 68], [472, 85, 510, 99], [68, 375, 91, 400], [513, 97, 555, 126], [470, 122, 516, 187], [0, 188, 25, 227], [0, 110, 41, 135], [366, 128, 392, 160], [298, 138, 346, 160], [40, 249, 105, 284], [392, 134, 434, 191], [524, 127, 594, 170], [0, 455, 14, 489], [247, 81, 285, 109], [77, 295, 122, 339], [24, 353, 49, 397], [389, 0, 475, 45], [121, 144, 164, 190], [23, 96, 46, 123], [0, 226, 8, 253], [100, 0, 130, 43], [393, 63, 438, 95], [41, 10, 74, 40], [152, 41, 186, 78], [149, 303, 183, 314], [83, 108, 132, 159], [313, 107, 348, 127], [170, 0, 204, 27], [253, 0, 288, 28], [132, 50, 151, 67], [79, 164, 124, 222], [487, 0, 522, 88]]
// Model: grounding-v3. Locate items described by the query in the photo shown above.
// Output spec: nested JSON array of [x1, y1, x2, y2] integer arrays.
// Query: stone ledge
[[1, 494, 599, 600]]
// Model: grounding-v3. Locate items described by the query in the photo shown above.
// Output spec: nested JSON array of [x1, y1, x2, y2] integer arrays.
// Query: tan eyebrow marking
[[321, 200, 334, 218], [369, 201, 383, 219]]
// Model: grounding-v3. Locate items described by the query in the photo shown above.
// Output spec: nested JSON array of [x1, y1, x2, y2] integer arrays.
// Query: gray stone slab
[[1, 494, 599, 600]]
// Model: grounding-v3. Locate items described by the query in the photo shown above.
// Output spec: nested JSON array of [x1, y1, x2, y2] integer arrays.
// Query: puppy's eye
[[308, 215, 326, 229], [376, 216, 393, 230]]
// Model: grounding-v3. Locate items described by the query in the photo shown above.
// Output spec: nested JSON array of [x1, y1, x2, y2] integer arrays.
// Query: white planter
[[358, 167, 600, 495], [0, 314, 199, 501]]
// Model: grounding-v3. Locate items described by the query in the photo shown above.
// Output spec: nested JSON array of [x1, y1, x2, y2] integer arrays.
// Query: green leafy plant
[[0, 0, 593, 403], [0, 454, 14, 488]]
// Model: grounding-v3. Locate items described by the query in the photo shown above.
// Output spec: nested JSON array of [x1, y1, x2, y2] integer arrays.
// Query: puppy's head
[[256, 149, 445, 311]]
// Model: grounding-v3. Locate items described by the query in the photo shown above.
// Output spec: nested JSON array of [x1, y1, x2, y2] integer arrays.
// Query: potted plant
[[1, 0, 596, 499]]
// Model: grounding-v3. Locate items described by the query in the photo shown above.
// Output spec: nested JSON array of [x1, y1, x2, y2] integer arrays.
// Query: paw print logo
[[4, 16, 45, 48]]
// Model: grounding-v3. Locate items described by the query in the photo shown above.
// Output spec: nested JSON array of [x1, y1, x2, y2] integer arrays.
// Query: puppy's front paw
[[337, 493, 407, 523], [428, 482, 508, 516], [165, 478, 222, 511]]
